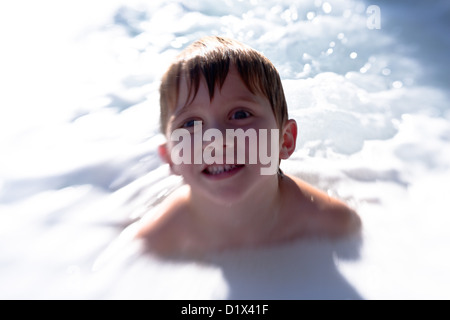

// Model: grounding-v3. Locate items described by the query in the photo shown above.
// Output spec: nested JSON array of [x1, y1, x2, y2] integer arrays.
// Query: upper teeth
[[206, 164, 237, 175]]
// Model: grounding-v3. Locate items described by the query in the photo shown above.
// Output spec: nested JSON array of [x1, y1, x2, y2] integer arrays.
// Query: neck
[[188, 175, 282, 249]]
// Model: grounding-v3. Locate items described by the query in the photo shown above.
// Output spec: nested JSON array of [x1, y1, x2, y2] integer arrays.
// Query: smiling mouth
[[202, 164, 245, 177]]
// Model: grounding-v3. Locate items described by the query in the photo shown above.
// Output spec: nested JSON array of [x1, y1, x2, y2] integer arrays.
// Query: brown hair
[[159, 36, 288, 134]]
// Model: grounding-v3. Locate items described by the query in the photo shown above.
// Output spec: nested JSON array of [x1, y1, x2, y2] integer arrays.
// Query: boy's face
[[162, 66, 291, 205]]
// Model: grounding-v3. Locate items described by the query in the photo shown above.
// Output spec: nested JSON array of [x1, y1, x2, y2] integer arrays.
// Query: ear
[[158, 143, 181, 176], [158, 143, 170, 164], [279, 119, 298, 160]]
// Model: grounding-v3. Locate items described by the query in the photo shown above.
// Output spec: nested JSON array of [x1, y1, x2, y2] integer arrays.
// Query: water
[[0, 0, 449, 299]]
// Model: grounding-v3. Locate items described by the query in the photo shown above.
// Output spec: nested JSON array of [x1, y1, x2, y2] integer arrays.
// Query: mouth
[[202, 164, 245, 179]]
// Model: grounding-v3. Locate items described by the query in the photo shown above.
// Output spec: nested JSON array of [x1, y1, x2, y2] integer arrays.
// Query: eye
[[230, 110, 251, 120], [182, 119, 202, 129]]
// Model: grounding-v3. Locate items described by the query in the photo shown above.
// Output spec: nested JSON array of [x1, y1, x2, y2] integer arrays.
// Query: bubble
[[281, 6, 299, 23], [360, 62, 371, 73], [327, 48, 334, 55], [382, 68, 391, 76], [322, 2, 332, 14], [271, 5, 282, 15], [343, 9, 352, 18], [307, 12, 316, 21], [303, 63, 312, 73], [303, 53, 313, 61], [392, 81, 403, 89], [350, 52, 358, 59], [329, 41, 336, 48]]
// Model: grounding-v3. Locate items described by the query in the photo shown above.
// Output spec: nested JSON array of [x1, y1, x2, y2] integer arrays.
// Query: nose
[[201, 121, 231, 164], [202, 120, 228, 147]]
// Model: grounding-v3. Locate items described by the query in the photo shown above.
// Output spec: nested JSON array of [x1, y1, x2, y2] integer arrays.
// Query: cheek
[[172, 164, 203, 180], [173, 163, 189, 176], [167, 133, 201, 166]]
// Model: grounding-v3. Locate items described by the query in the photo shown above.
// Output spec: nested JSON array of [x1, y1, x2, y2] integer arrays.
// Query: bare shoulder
[[134, 185, 195, 255], [281, 174, 361, 238]]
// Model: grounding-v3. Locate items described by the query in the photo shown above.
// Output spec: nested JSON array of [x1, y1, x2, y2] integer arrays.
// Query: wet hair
[[159, 36, 288, 134]]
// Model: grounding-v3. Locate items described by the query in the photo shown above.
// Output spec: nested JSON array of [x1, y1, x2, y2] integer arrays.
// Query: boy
[[135, 36, 361, 258]]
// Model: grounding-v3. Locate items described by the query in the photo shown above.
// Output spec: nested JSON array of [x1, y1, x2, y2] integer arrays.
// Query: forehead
[[173, 66, 264, 115]]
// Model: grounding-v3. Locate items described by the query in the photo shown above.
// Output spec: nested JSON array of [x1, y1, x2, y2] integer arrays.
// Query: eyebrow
[[233, 95, 260, 105], [173, 103, 200, 119]]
